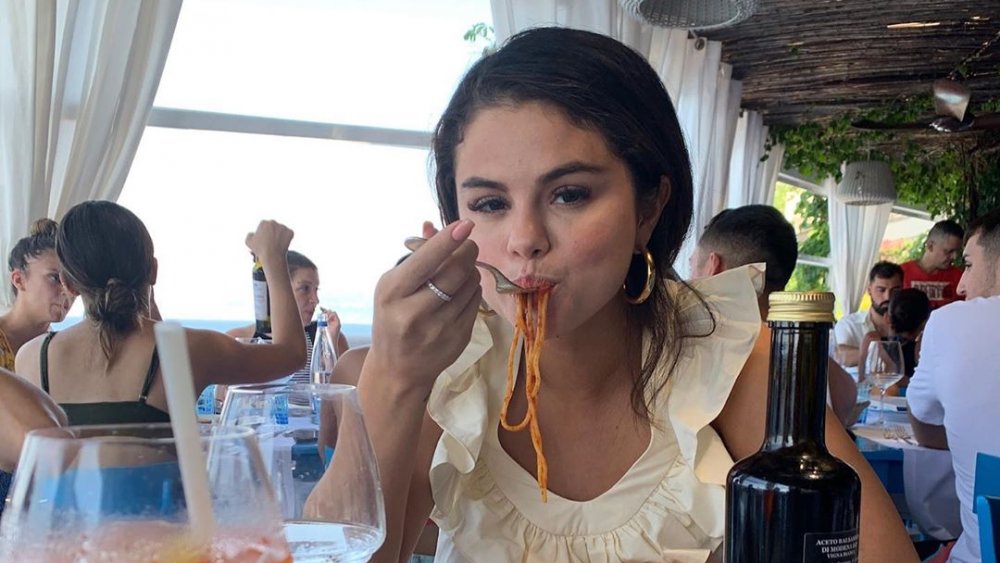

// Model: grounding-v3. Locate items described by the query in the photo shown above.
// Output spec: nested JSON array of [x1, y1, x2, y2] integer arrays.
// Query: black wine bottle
[[725, 291, 861, 563], [252, 254, 272, 339]]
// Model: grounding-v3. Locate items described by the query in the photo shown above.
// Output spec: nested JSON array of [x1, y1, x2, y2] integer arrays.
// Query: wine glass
[[863, 339, 905, 426], [219, 383, 385, 562], [0, 424, 291, 562]]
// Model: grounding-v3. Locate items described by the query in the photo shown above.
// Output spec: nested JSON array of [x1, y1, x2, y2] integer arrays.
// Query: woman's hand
[[245, 220, 294, 266], [367, 220, 482, 394], [320, 307, 343, 339]]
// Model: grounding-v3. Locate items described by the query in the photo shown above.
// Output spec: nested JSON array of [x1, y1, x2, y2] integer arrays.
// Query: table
[[267, 415, 325, 520], [854, 413, 962, 541]]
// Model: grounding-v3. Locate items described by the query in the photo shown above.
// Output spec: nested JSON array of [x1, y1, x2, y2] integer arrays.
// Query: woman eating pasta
[[343, 27, 918, 563]]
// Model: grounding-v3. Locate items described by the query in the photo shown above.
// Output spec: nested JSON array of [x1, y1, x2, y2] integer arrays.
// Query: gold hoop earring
[[624, 248, 656, 305]]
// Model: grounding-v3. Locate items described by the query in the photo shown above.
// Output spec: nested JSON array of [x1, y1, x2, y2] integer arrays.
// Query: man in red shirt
[[901, 220, 965, 309]]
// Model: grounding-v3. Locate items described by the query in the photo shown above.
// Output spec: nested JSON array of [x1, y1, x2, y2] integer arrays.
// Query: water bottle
[[310, 315, 336, 385], [273, 392, 289, 425], [196, 385, 217, 417]]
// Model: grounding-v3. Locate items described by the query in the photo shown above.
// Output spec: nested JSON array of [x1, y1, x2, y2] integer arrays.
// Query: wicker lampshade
[[835, 161, 897, 205], [618, 0, 758, 30]]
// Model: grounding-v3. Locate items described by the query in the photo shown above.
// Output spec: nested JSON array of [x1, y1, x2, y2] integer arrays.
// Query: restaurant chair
[[976, 453, 1000, 508], [978, 496, 1000, 563], [976, 453, 1000, 563]]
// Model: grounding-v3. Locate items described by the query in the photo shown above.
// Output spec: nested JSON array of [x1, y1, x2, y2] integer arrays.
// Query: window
[[879, 211, 933, 264], [773, 179, 830, 291], [155, 0, 493, 131], [66, 0, 495, 334], [117, 127, 440, 325], [770, 172, 937, 316]]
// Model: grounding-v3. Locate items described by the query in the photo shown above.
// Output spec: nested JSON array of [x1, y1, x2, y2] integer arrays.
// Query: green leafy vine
[[768, 96, 1000, 222]]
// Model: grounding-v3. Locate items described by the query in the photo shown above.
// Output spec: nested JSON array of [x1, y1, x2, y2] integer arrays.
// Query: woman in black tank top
[[12, 202, 307, 441], [39, 332, 169, 425]]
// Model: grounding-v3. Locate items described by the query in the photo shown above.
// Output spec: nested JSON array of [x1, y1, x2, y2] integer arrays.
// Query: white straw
[[153, 322, 216, 545]]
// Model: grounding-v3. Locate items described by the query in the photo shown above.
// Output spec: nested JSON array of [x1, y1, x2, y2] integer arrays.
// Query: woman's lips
[[513, 276, 556, 290]]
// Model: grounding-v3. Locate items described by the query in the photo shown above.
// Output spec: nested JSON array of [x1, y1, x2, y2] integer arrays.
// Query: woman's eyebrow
[[460, 161, 606, 190], [537, 161, 606, 185], [460, 177, 506, 190]]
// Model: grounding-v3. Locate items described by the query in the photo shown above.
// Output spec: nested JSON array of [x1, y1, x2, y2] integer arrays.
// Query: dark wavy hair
[[888, 288, 930, 335], [869, 261, 904, 283], [431, 27, 710, 420], [8, 218, 59, 296], [57, 201, 154, 362]]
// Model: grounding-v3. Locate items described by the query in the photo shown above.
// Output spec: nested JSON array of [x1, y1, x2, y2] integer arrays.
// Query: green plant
[[787, 191, 830, 291], [768, 97, 1000, 223], [463, 22, 495, 56], [773, 181, 830, 291]]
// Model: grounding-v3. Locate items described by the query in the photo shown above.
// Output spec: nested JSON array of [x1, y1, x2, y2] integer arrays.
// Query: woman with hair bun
[[0, 218, 75, 516], [14, 200, 306, 426], [0, 218, 74, 371]]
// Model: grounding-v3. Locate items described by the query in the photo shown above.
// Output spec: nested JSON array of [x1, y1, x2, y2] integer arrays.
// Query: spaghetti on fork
[[499, 287, 552, 501]]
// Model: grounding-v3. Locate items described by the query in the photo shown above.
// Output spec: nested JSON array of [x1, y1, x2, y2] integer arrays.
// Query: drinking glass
[[219, 383, 385, 562], [863, 339, 905, 426], [0, 424, 290, 562]]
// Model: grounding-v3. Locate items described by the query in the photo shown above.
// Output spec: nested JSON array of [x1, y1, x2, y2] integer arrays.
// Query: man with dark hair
[[833, 261, 904, 367], [689, 204, 798, 319], [908, 208, 1000, 563], [901, 219, 965, 309], [691, 205, 857, 426]]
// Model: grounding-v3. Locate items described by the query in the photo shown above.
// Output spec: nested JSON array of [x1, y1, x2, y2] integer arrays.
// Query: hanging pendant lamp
[[618, 0, 759, 31], [835, 161, 897, 205]]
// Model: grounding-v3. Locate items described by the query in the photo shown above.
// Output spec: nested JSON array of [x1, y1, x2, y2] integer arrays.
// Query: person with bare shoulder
[[0, 219, 74, 372], [14, 201, 305, 427], [322, 28, 917, 563], [0, 367, 67, 517], [0, 368, 66, 472]]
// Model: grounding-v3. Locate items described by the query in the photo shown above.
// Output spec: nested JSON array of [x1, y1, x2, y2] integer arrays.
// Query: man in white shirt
[[908, 208, 1000, 563], [833, 261, 903, 367]]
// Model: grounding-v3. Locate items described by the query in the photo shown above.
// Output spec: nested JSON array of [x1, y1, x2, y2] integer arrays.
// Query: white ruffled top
[[426, 266, 764, 563]]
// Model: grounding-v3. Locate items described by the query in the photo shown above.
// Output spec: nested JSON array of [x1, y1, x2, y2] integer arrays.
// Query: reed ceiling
[[703, 0, 1000, 126]]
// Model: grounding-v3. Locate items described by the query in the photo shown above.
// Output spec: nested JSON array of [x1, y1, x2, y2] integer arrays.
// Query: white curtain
[[0, 0, 182, 308], [727, 111, 783, 208], [490, 0, 743, 278], [827, 175, 893, 314], [670, 43, 741, 275]]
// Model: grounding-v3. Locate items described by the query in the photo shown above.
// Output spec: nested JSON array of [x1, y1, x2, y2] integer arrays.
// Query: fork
[[884, 425, 914, 445], [403, 237, 532, 294]]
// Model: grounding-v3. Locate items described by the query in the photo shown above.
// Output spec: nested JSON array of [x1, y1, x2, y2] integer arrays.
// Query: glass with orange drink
[[0, 424, 291, 562]]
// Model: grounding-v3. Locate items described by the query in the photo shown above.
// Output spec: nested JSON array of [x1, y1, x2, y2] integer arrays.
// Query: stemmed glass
[[863, 339, 905, 426], [0, 424, 291, 562], [219, 383, 385, 562]]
